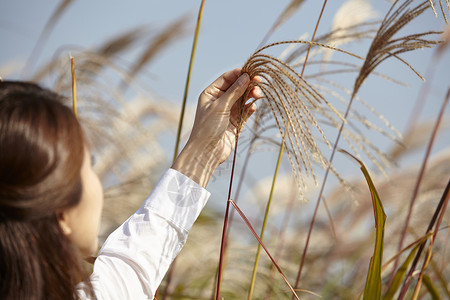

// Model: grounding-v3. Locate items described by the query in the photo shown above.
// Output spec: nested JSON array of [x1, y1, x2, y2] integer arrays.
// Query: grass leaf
[[383, 243, 420, 300], [422, 274, 442, 300], [431, 259, 450, 299], [339, 149, 386, 300]]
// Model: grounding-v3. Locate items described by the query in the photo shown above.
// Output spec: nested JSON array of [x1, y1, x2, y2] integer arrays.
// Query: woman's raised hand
[[172, 68, 262, 187]]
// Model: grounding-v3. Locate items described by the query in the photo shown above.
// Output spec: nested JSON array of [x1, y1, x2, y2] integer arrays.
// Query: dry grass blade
[[411, 236, 435, 299]]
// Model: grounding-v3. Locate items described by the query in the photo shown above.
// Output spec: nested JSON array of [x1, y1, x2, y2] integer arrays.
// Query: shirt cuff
[[140, 168, 211, 232]]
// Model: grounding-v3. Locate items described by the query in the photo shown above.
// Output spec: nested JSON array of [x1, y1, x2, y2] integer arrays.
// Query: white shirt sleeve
[[77, 168, 210, 299]]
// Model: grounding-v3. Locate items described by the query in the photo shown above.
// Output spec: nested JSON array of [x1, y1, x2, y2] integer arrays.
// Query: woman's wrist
[[171, 140, 221, 188]]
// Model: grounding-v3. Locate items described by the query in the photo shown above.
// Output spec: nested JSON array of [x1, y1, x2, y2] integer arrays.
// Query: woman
[[0, 69, 260, 299]]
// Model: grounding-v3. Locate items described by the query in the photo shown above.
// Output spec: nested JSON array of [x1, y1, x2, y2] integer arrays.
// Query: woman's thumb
[[221, 73, 250, 111]]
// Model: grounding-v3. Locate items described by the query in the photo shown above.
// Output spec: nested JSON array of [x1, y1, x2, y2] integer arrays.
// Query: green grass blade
[[422, 274, 442, 300], [248, 140, 284, 300], [173, 0, 205, 161], [431, 259, 450, 299], [339, 149, 386, 300], [383, 244, 420, 300], [163, 2, 206, 299]]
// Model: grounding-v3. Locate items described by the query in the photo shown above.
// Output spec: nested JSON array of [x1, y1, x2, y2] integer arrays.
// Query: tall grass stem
[[70, 56, 77, 118], [247, 140, 285, 300], [287, 0, 330, 293], [173, 0, 205, 162], [398, 88, 450, 299], [216, 130, 241, 300], [229, 199, 300, 300], [163, 1, 205, 298]]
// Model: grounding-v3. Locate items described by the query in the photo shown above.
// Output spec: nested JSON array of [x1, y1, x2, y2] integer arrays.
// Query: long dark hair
[[0, 81, 94, 299]]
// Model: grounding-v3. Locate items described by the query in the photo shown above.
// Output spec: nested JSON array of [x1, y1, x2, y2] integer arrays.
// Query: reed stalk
[[247, 140, 284, 300], [173, 0, 206, 161], [70, 56, 78, 118], [398, 89, 450, 299], [162, 1, 206, 298], [229, 198, 300, 299], [390, 28, 447, 288], [216, 121, 243, 300]]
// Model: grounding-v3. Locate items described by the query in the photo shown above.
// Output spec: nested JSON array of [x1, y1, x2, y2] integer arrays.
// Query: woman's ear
[[57, 210, 72, 236]]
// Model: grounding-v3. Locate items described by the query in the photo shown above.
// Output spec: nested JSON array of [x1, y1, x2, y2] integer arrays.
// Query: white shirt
[[77, 168, 210, 299]]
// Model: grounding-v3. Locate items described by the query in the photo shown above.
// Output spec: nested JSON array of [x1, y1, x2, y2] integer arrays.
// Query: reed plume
[[353, 0, 441, 97], [239, 41, 363, 198], [238, 8, 409, 198]]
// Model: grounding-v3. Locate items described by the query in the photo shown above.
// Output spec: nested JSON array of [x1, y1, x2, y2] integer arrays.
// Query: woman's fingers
[[219, 73, 250, 112], [248, 86, 264, 100], [201, 68, 242, 101], [229, 101, 257, 133], [197, 69, 260, 137]]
